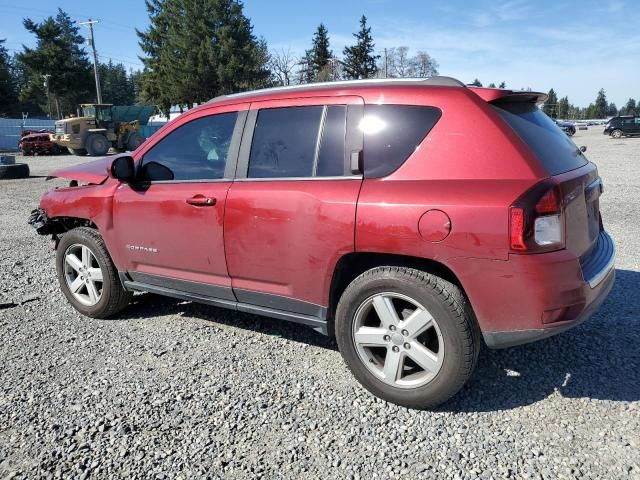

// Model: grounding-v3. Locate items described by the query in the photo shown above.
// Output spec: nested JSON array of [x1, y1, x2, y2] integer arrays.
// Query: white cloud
[[261, 1, 639, 107]]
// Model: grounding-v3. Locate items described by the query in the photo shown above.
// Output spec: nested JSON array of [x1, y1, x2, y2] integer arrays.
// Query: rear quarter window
[[362, 105, 441, 178], [494, 102, 587, 175]]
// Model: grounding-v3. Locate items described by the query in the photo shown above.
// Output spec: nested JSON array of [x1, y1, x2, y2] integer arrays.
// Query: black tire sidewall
[[335, 269, 473, 408], [87, 134, 109, 156], [56, 229, 116, 317], [0, 163, 30, 179], [127, 133, 143, 151]]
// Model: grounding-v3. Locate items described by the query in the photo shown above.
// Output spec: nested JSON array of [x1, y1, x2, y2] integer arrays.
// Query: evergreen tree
[[16, 9, 93, 117], [0, 39, 19, 117], [593, 88, 607, 118], [304, 24, 333, 82], [487, 82, 496, 88], [342, 15, 379, 80], [129, 69, 145, 104], [138, 0, 270, 113], [98, 61, 137, 105], [137, 0, 173, 114], [470, 78, 482, 87], [606, 102, 617, 117], [543, 88, 558, 118], [498, 81, 506, 88], [558, 96, 569, 119], [622, 98, 636, 115]]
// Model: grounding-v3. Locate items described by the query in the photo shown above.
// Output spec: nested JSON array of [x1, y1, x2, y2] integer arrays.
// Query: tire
[[0, 163, 30, 179], [86, 134, 110, 156], [56, 227, 132, 318], [335, 266, 480, 409], [126, 132, 144, 152], [567, 128, 575, 137], [69, 148, 87, 156], [611, 129, 623, 139]]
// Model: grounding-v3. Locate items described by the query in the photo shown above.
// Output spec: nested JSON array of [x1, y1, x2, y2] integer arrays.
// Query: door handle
[[186, 195, 216, 206]]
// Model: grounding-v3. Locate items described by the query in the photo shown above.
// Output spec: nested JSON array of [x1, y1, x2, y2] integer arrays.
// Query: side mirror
[[111, 156, 136, 182]]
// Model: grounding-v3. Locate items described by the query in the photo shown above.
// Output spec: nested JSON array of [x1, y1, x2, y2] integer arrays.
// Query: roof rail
[[207, 75, 466, 104]]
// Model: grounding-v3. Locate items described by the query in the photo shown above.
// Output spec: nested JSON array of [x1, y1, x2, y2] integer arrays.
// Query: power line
[[0, 4, 139, 31]]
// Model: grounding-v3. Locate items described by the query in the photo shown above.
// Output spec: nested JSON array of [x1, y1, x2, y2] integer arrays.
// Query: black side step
[[122, 279, 328, 335]]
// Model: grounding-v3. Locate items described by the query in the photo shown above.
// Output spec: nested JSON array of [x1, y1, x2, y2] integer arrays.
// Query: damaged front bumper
[[28, 208, 50, 234]]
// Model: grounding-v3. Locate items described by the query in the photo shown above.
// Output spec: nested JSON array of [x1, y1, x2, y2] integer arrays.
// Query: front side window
[[247, 105, 347, 178], [141, 112, 238, 181]]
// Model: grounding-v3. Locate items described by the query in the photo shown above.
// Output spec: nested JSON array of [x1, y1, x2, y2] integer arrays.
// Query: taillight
[[509, 180, 564, 253]]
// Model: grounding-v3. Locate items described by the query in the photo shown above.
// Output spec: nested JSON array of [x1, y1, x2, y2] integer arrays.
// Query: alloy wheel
[[352, 292, 444, 389], [63, 243, 104, 306]]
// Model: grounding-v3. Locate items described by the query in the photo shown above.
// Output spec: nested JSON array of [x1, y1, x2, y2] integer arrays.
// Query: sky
[[1, 0, 638, 108]]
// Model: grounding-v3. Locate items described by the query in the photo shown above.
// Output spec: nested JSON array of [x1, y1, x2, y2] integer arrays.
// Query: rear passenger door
[[224, 96, 364, 315]]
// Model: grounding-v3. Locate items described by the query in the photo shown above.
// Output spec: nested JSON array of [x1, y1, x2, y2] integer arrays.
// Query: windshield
[[82, 106, 95, 118], [494, 103, 588, 175]]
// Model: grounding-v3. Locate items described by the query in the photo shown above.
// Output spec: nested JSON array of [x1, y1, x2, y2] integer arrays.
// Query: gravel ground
[[1, 128, 639, 479]]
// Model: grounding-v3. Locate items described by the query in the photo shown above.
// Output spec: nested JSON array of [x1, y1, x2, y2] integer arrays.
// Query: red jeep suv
[[30, 77, 615, 408]]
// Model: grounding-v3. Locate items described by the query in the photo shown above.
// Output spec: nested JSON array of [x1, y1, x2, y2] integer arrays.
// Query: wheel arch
[[326, 252, 470, 336]]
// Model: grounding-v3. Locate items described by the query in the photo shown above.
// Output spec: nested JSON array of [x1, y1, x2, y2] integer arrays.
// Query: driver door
[[111, 103, 248, 302]]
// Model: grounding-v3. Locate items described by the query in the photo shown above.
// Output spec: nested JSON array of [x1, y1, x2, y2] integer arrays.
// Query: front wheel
[[126, 132, 144, 151], [611, 129, 623, 138], [86, 134, 110, 156], [335, 267, 480, 409], [56, 227, 132, 318]]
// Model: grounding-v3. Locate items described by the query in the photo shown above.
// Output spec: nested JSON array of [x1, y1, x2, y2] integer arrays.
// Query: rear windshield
[[493, 102, 587, 175]]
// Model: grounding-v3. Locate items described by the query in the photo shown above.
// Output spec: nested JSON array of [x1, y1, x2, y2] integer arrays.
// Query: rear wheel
[[86, 134, 110, 156], [611, 129, 623, 138], [56, 227, 132, 318], [335, 266, 480, 409], [69, 148, 87, 156]]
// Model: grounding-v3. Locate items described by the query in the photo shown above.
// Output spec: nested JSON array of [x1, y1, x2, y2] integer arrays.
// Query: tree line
[[0, 1, 636, 119], [0, 10, 142, 118], [542, 87, 638, 120]]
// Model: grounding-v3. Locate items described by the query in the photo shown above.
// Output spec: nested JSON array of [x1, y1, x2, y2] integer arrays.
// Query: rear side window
[[494, 103, 587, 175], [248, 105, 347, 178], [361, 105, 441, 178], [248, 106, 322, 178], [316, 105, 347, 176]]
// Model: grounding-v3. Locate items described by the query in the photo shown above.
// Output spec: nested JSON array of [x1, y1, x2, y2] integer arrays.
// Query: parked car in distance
[[574, 121, 588, 130], [19, 131, 68, 156], [555, 119, 576, 136], [604, 115, 640, 138], [29, 77, 615, 409]]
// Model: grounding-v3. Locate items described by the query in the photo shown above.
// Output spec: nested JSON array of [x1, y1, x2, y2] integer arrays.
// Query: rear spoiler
[[468, 87, 548, 106]]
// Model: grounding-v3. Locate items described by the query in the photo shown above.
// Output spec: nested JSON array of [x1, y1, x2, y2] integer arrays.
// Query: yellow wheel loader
[[51, 104, 156, 156]]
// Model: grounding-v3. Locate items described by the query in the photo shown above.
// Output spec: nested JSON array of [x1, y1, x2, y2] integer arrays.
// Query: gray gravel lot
[[1, 128, 639, 479]]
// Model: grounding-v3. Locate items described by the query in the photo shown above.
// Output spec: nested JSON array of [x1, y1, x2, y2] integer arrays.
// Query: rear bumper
[[449, 230, 616, 349], [483, 266, 614, 348]]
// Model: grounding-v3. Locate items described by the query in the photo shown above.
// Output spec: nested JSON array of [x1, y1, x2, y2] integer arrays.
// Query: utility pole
[[79, 19, 103, 104], [43, 74, 52, 120]]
